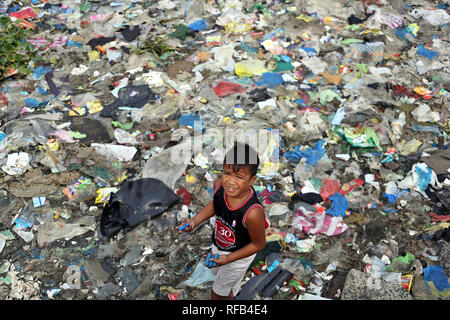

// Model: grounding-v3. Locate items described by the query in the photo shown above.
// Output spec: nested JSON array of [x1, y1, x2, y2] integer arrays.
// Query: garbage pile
[[0, 0, 449, 300]]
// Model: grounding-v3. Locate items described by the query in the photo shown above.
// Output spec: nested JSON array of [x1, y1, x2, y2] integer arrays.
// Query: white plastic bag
[[1, 152, 30, 175], [91, 143, 137, 162]]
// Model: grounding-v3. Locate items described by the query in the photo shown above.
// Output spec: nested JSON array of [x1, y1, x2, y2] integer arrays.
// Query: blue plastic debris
[[416, 164, 432, 192], [178, 113, 205, 133], [326, 192, 349, 217], [32, 66, 52, 80], [279, 54, 291, 62], [254, 72, 284, 88], [395, 27, 415, 41], [25, 98, 41, 108], [238, 43, 258, 53], [178, 222, 190, 231], [184, 262, 216, 287], [417, 45, 438, 60], [382, 188, 409, 204], [332, 107, 346, 126], [283, 140, 326, 166], [66, 40, 83, 48], [423, 265, 450, 297], [300, 47, 316, 55], [205, 253, 218, 268], [37, 87, 48, 95], [188, 19, 207, 31], [268, 260, 280, 272], [14, 215, 33, 230], [32, 196, 46, 207]]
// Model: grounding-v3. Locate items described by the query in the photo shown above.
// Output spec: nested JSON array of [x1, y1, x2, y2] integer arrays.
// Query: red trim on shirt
[[224, 187, 254, 211], [213, 183, 222, 196], [242, 204, 270, 229]]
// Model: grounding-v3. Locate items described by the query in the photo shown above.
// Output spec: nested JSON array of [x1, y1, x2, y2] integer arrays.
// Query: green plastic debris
[[79, 3, 91, 13], [309, 178, 322, 191], [275, 61, 294, 72], [342, 127, 382, 151], [249, 3, 271, 18], [386, 253, 415, 272], [344, 25, 361, 31], [236, 77, 252, 85], [319, 89, 341, 105], [70, 131, 87, 139], [159, 52, 175, 60], [170, 24, 189, 41], [0, 230, 15, 240], [365, 128, 382, 151], [112, 121, 134, 131], [355, 64, 368, 73], [0, 275, 12, 285], [307, 91, 318, 101], [0, 261, 10, 274], [82, 165, 112, 183], [341, 38, 364, 46]]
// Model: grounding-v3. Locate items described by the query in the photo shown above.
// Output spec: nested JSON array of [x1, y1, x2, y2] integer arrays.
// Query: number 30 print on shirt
[[214, 218, 236, 248]]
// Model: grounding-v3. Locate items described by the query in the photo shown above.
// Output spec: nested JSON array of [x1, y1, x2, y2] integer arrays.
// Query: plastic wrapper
[[63, 177, 96, 202]]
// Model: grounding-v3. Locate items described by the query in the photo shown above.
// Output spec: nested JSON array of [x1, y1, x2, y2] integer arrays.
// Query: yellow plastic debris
[[235, 59, 267, 78], [88, 50, 100, 62]]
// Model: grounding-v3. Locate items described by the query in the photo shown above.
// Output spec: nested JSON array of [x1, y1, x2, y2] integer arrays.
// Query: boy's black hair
[[223, 142, 259, 178]]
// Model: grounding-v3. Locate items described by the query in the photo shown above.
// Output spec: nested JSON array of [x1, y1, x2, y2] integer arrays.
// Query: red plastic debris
[[176, 187, 192, 206], [212, 81, 246, 97]]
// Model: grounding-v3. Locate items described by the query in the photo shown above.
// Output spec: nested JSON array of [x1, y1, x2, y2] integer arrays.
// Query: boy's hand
[[205, 253, 228, 267], [175, 218, 194, 233]]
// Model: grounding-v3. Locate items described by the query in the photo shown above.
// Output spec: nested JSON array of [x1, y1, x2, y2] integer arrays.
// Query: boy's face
[[222, 164, 256, 198]]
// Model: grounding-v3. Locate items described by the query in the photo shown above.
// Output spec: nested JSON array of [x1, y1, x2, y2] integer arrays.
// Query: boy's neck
[[225, 186, 252, 208]]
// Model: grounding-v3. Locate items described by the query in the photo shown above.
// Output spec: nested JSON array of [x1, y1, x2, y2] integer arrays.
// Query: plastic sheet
[[100, 178, 179, 238], [292, 207, 349, 237]]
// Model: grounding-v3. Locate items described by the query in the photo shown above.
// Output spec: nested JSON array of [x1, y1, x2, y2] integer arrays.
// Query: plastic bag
[[188, 19, 207, 31], [91, 143, 137, 162], [142, 143, 191, 190], [100, 178, 179, 238], [325, 193, 349, 217], [342, 127, 382, 151], [254, 72, 284, 88], [213, 44, 236, 72], [423, 266, 450, 297], [411, 104, 440, 122], [398, 163, 441, 197], [99, 85, 156, 119], [320, 179, 341, 202], [183, 262, 216, 288], [283, 140, 326, 166], [417, 45, 438, 61], [234, 59, 267, 78], [386, 253, 415, 272], [1, 152, 30, 176], [212, 81, 246, 97]]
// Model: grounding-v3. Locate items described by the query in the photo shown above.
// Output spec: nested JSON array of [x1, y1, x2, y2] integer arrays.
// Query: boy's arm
[[212, 207, 266, 265], [190, 201, 215, 228]]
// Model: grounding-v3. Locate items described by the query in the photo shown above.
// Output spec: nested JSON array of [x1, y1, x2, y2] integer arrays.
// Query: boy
[[176, 142, 269, 300]]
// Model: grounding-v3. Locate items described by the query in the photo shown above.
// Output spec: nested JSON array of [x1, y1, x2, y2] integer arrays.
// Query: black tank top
[[212, 184, 269, 252]]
